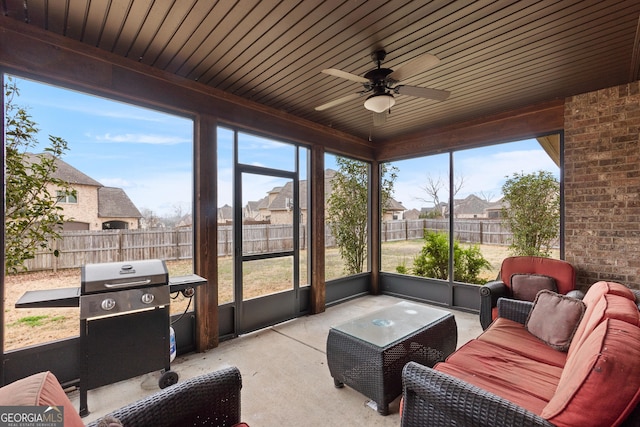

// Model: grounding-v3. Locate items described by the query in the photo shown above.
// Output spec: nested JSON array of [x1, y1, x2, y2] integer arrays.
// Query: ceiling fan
[[315, 50, 450, 125]]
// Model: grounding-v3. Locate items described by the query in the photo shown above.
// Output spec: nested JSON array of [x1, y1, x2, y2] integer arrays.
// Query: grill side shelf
[[15, 287, 81, 308], [168, 274, 206, 293]]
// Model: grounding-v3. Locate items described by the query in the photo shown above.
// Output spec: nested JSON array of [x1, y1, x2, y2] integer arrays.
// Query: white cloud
[[92, 133, 190, 145], [124, 172, 193, 216]]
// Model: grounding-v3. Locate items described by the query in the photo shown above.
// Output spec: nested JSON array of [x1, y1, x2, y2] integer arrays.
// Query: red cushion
[[500, 256, 575, 295], [542, 319, 640, 426], [0, 371, 84, 427], [442, 340, 562, 406], [434, 362, 550, 415], [582, 281, 636, 307], [477, 317, 568, 367], [491, 306, 499, 322], [568, 293, 640, 357]]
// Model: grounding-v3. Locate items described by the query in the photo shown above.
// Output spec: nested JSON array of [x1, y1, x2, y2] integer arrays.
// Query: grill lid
[[81, 259, 168, 294]]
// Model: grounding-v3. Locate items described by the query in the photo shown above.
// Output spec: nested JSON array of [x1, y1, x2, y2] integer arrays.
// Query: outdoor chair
[[479, 256, 579, 330], [0, 367, 246, 427]]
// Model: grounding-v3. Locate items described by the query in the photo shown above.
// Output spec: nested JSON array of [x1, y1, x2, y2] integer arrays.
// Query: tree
[[4, 78, 75, 273], [327, 158, 397, 275], [415, 173, 465, 218], [501, 170, 560, 257], [139, 207, 163, 229]]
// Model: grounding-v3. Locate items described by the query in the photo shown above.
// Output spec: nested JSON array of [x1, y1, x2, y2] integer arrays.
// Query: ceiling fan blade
[[395, 85, 450, 101], [372, 111, 387, 126], [315, 92, 363, 111], [321, 68, 369, 83], [388, 53, 440, 82]]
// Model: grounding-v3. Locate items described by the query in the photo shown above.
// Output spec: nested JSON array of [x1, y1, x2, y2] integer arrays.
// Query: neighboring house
[[217, 204, 233, 224], [29, 153, 141, 230], [485, 198, 507, 219], [242, 169, 405, 224], [420, 195, 502, 219], [264, 181, 307, 225], [97, 187, 142, 230], [403, 209, 421, 220], [383, 198, 406, 221], [448, 194, 492, 219], [420, 203, 448, 218]]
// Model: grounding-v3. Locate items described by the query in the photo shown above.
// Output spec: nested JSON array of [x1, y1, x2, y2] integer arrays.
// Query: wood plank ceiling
[[3, 0, 640, 144]]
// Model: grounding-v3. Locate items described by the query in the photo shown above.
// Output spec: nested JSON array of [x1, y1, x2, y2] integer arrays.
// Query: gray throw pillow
[[511, 273, 558, 302], [525, 289, 586, 351]]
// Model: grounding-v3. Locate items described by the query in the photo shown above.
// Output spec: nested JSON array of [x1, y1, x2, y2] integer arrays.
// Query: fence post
[[52, 239, 58, 273], [175, 228, 180, 260], [118, 230, 124, 261]]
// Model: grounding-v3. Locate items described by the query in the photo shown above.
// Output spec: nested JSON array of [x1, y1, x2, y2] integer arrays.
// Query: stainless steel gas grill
[[15, 259, 210, 418], [78, 259, 176, 416]]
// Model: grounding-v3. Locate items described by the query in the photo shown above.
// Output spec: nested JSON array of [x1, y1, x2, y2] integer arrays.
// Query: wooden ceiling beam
[[0, 16, 375, 160], [376, 98, 565, 161]]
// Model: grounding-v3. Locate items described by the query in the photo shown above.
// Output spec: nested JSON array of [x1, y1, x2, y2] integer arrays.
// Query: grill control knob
[[101, 298, 116, 311], [141, 293, 155, 304]]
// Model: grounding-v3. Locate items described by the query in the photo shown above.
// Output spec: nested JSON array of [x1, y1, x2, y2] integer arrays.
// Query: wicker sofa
[[0, 366, 246, 427], [401, 281, 640, 427]]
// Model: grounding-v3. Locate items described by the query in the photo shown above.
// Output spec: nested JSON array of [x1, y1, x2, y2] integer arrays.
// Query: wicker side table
[[326, 302, 457, 415]]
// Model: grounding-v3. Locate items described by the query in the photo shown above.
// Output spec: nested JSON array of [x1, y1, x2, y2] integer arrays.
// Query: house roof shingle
[[26, 153, 103, 187], [98, 187, 142, 218]]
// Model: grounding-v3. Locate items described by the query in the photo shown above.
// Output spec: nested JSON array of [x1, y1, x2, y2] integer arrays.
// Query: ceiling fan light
[[364, 93, 395, 113]]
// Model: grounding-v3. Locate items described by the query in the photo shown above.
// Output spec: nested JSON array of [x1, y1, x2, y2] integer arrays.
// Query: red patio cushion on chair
[[500, 256, 576, 296], [483, 256, 577, 328]]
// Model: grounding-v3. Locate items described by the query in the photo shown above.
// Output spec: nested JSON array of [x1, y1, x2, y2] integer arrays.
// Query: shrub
[[407, 231, 490, 285], [501, 170, 559, 257]]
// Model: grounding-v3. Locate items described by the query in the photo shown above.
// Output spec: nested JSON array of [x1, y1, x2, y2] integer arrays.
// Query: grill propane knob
[[101, 298, 116, 311], [141, 293, 155, 304]]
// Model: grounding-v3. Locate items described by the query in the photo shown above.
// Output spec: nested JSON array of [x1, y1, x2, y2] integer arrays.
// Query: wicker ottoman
[[326, 301, 457, 415]]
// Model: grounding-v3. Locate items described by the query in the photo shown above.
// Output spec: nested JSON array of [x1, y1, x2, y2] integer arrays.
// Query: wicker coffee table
[[326, 301, 457, 415]]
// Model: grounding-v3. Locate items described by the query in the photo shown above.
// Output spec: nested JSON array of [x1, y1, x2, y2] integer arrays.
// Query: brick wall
[[564, 81, 640, 290]]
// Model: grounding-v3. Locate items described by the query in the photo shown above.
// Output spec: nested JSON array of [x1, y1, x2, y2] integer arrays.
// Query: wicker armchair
[[479, 256, 579, 330], [86, 366, 243, 427]]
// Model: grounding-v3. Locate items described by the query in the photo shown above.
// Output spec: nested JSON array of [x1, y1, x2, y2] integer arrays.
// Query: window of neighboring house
[[3, 74, 194, 351], [56, 190, 77, 204]]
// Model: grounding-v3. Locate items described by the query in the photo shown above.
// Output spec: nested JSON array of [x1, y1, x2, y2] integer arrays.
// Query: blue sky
[[10, 75, 194, 216], [8, 75, 558, 215]]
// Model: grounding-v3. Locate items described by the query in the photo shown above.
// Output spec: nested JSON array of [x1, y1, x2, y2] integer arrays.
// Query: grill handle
[[104, 279, 152, 288]]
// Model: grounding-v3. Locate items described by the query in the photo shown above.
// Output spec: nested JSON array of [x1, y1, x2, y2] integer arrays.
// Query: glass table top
[[331, 301, 451, 347]]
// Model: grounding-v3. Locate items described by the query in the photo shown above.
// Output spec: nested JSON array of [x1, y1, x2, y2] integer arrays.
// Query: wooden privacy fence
[[24, 219, 515, 271], [24, 228, 194, 271], [382, 219, 512, 245]]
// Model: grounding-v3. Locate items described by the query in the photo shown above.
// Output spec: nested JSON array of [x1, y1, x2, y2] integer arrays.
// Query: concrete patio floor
[[73, 294, 483, 426]]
